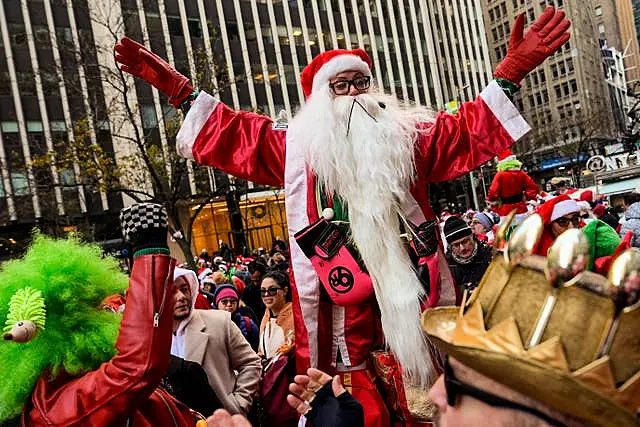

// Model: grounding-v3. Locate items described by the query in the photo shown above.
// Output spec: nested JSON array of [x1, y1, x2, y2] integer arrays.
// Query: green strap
[[179, 90, 200, 114], [133, 248, 170, 258], [495, 78, 520, 99]]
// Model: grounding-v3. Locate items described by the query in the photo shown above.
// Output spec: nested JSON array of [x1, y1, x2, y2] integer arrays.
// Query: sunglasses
[[553, 214, 581, 228], [218, 298, 237, 305], [444, 357, 566, 427], [260, 287, 282, 296]]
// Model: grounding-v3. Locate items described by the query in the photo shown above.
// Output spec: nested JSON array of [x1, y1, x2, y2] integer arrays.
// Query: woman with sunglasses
[[257, 270, 297, 426], [258, 270, 294, 360], [534, 195, 583, 256]]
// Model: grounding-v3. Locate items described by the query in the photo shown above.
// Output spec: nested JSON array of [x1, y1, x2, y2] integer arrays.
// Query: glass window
[[50, 121, 67, 132], [1, 122, 19, 133], [27, 122, 43, 132], [11, 172, 29, 196], [188, 18, 202, 38], [594, 6, 602, 16], [598, 23, 605, 34], [167, 16, 183, 36], [141, 104, 158, 128]]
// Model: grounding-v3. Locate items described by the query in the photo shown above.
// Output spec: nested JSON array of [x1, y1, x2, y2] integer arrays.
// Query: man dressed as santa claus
[[487, 148, 539, 217], [115, 7, 569, 425]]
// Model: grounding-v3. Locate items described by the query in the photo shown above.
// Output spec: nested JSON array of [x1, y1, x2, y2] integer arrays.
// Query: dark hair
[[262, 270, 292, 302], [248, 260, 267, 275], [624, 192, 640, 207]]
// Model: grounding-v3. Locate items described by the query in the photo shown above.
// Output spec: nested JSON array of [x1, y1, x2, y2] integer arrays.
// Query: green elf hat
[[581, 219, 622, 272]]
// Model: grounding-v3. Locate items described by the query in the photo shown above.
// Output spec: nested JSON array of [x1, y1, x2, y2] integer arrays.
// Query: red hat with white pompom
[[300, 49, 372, 99], [497, 149, 517, 164]]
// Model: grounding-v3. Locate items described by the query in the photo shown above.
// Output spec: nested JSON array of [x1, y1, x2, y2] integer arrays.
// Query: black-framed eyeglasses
[[329, 76, 371, 95], [444, 357, 566, 427], [260, 287, 282, 296], [553, 214, 581, 228]]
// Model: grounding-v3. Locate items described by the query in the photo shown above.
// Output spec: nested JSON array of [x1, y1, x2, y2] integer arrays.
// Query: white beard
[[289, 85, 437, 384]]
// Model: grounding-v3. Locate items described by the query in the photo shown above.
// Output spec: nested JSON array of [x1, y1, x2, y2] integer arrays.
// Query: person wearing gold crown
[[116, 6, 570, 425], [422, 233, 640, 426]]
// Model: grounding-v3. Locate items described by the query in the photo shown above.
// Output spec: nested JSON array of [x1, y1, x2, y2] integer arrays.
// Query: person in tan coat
[[171, 268, 261, 415]]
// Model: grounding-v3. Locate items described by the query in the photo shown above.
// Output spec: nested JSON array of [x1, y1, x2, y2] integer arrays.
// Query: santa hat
[[498, 149, 517, 163], [300, 49, 372, 98], [536, 194, 580, 224]]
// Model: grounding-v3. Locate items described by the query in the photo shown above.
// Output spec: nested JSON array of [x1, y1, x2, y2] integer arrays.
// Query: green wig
[[497, 159, 522, 171], [0, 233, 128, 421]]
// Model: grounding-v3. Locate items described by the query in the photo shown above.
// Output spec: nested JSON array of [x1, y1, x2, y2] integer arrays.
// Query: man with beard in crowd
[[116, 7, 569, 424]]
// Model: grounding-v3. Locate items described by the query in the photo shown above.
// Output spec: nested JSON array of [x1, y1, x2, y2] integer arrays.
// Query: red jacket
[[175, 82, 530, 374], [23, 254, 200, 426], [487, 169, 539, 216]]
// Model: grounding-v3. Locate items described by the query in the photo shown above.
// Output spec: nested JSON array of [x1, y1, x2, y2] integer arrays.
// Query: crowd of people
[[4, 5, 640, 427]]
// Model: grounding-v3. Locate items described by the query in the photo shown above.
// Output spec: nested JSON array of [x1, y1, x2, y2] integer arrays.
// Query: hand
[[115, 37, 193, 107], [119, 203, 168, 253], [287, 368, 345, 414], [204, 409, 251, 427], [494, 6, 571, 84]]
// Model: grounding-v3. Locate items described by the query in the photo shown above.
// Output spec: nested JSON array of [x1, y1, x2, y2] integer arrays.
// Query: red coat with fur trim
[[174, 82, 530, 375], [487, 169, 539, 216]]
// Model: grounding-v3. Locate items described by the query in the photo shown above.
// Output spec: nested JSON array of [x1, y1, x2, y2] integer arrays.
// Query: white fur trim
[[480, 81, 531, 141], [551, 199, 580, 222], [311, 55, 371, 96], [499, 155, 517, 163], [284, 133, 321, 368], [176, 91, 220, 161]]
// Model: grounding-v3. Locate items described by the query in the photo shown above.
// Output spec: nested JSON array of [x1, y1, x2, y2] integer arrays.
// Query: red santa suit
[[487, 149, 539, 216], [175, 51, 530, 424]]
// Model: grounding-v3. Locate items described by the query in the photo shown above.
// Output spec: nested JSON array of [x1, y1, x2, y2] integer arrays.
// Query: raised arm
[[115, 37, 286, 187], [416, 6, 569, 184], [29, 204, 176, 425]]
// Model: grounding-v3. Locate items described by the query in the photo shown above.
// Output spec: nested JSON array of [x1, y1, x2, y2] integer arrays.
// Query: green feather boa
[[497, 159, 522, 171], [0, 234, 128, 421]]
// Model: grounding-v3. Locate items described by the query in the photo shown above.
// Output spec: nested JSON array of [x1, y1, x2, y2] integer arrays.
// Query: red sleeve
[[522, 172, 540, 200], [176, 92, 286, 187], [415, 81, 530, 184], [487, 172, 503, 202], [28, 255, 176, 425]]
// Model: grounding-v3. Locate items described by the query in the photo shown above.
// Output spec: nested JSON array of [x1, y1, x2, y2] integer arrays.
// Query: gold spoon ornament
[[493, 209, 517, 253], [505, 214, 544, 268], [597, 248, 640, 357], [528, 229, 591, 348]]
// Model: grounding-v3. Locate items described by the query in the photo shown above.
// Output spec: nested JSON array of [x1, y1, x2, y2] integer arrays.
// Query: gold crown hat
[[423, 215, 640, 427]]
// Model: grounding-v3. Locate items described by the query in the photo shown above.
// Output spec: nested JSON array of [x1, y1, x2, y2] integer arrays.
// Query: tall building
[[0, 0, 493, 256], [594, 0, 640, 91], [480, 0, 625, 182]]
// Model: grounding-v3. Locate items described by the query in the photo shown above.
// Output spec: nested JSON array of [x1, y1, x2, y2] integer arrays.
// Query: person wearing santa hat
[[486, 149, 539, 217], [116, 7, 570, 425], [534, 194, 582, 256]]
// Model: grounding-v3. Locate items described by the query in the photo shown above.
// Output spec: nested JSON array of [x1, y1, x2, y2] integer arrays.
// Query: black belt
[[501, 194, 524, 204]]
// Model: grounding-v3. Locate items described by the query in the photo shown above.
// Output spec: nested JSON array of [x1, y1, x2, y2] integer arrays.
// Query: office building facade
[[481, 0, 625, 181], [0, 0, 494, 255]]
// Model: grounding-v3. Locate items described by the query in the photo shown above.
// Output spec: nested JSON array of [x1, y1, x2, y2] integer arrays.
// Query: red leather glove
[[494, 6, 571, 84], [115, 37, 193, 108]]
